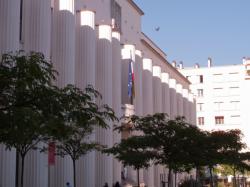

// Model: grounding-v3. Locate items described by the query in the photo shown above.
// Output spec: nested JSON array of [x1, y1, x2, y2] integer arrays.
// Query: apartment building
[[179, 58, 250, 147], [0, 0, 196, 187]]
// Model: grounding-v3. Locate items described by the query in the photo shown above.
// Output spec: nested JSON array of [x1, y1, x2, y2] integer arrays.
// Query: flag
[[48, 142, 56, 165], [128, 59, 135, 99]]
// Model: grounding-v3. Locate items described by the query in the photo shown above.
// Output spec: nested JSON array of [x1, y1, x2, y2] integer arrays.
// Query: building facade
[[179, 58, 250, 148], [0, 0, 196, 187]]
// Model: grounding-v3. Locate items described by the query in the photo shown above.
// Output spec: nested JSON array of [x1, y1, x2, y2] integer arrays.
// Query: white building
[[0, 0, 196, 187], [179, 58, 250, 147]]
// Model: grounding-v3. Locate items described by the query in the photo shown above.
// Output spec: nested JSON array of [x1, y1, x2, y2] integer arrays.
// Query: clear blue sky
[[134, 0, 250, 67]]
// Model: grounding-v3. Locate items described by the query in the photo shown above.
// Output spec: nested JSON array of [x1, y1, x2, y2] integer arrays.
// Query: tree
[[105, 135, 155, 187], [0, 52, 60, 187], [122, 114, 202, 187], [52, 84, 117, 187]]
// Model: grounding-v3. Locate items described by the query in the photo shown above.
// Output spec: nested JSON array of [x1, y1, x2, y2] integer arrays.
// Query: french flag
[[128, 59, 135, 99]]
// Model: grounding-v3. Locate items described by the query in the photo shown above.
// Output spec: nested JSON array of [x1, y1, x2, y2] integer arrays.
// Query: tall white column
[[51, 0, 75, 186], [75, 10, 96, 187], [96, 24, 113, 187], [23, 0, 51, 57], [182, 89, 189, 122], [21, 1, 51, 187], [161, 73, 170, 117], [142, 58, 154, 187], [188, 93, 195, 125], [176, 84, 183, 117], [52, 0, 75, 86], [135, 50, 144, 184], [169, 79, 177, 119], [134, 50, 143, 116], [112, 30, 122, 184], [0, 1, 20, 187], [0, 0, 20, 53], [192, 95, 197, 125], [153, 66, 163, 187], [121, 44, 137, 183]]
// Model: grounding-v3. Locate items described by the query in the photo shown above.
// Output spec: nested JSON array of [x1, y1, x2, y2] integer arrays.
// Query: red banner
[[48, 142, 56, 165]]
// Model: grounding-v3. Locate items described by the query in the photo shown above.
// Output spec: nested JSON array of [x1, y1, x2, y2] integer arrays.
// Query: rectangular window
[[229, 72, 239, 82], [213, 88, 223, 97], [197, 103, 204, 111], [215, 116, 224, 125], [111, 0, 122, 32], [229, 87, 240, 96], [214, 102, 224, 111], [213, 73, 223, 82], [230, 101, 240, 110], [199, 75, 203, 83], [197, 89, 203, 97], [198, 117, 204, 125], [19, 0, 24, 41], [230, 115, 240, 125]]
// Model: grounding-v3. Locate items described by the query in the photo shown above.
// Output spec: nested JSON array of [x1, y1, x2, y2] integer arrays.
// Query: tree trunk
[[137, 169, 140, 187], [209, 166, 214, 187], [174, 172, 177, 187], [73, 159, 76, 187], [195, 167, 199, 184], [196, 167, 201, 187], [233, 168, 236, 187], [168, 168, 172, 187], [16, 152, 19, 187], [20, 154, 25, 187]]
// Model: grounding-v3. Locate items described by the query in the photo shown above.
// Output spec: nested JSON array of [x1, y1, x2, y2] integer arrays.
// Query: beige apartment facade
[[0, 0, 196, 187]]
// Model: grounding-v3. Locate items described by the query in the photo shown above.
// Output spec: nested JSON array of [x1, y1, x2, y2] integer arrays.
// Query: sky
[[133, 0, 250, 67]]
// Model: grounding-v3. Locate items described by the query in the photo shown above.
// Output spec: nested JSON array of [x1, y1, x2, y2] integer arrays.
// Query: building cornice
[[127, 0, 144, 15]]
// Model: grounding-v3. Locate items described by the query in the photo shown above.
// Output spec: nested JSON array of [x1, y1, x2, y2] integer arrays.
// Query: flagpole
[[130, 51, 133, 105]]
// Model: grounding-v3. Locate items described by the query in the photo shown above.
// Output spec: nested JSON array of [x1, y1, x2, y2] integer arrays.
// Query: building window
[[230, 115, 240, 125], [215, 116, 224, 125], [197, 89, 203, 97], [198, 117, 204, 125], [229, 86, 240, 96], [213, 73, 223, 82], [111, 0, 122, 32], [213, 88, 223, 97], [197, 103, 204, 111], [229, 72, 239, 82], [199, 75, 203, 83], [214, 102, 224, 111], [230, 101, 240, 110], [19, 0, 24, 41]]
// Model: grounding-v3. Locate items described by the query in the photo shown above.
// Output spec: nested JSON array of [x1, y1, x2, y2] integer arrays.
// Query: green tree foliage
[[112, 113, 250, 187], [52, 85, 117, 187], [104, 135, 155, 187], [0, 52, 60, 187]]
